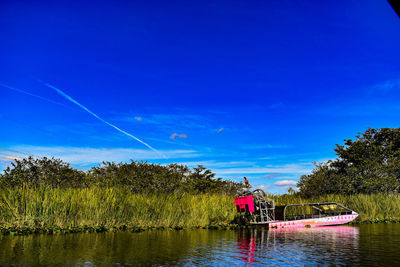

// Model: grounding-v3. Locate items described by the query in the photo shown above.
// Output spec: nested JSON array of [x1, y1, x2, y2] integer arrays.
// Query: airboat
[[235, 188, 358, 228]]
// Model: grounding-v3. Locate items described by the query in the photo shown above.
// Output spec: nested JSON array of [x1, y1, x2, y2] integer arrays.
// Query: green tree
[[88, 161, 190, 193], [298, 128, 400, 196], [0, 156, 87, 188], [1, 156, 243, 195]]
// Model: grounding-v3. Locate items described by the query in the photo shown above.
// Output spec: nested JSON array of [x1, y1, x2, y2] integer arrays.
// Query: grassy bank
[[1, 187, 400, 235], [0, 186, 235, 234]]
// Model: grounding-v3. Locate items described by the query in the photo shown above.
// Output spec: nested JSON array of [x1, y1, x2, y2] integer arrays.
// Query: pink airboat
[[235, 189, 358, 228]]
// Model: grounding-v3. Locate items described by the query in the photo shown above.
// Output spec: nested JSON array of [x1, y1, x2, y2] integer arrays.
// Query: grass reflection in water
[[1, 224, 400, 266]]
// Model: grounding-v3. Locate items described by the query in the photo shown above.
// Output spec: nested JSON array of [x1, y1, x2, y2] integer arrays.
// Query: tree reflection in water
[[3, 225, 400, 265]]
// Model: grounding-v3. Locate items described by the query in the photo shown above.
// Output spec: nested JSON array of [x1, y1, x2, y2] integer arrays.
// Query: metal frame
[[281, 202, 353, 221], [236, 189, 357, 226]]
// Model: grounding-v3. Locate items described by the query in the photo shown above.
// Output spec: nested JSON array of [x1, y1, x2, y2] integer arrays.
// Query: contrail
[[39, 81, 166, 158], [0, 147, 31, 156], [0, 82, 69, 108]]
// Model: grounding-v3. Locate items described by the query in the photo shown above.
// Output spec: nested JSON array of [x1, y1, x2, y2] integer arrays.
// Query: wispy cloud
[[0, 146, 32, 157], [242, 144, 290, 149], [170, 133, 187, 140], [0, 152, 24, 171], [0, 152, 23, 162], [175, 160, 255, 168], [0, 147, 89, 168], [9, 145, 201, 165], [213, 163, 312, 175], [273, 180, 298, 186], [257, 185, 272, 191], [39, 81, 165, 158], [370, 79, 400, 95], [116, 113, 209, 130], [262, 174, 280, 178]]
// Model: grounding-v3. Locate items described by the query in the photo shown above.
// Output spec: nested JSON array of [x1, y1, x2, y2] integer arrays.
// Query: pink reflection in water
[[236, 226, 359, 264], [237, 237, 256, 263]]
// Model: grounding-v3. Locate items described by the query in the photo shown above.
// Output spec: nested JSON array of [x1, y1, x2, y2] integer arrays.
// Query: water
[[1, 224, 400, 266]]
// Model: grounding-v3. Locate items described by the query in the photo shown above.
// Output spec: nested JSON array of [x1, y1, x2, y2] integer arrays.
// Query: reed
[[0, 186, 235, 230], [1, 187, 400, 235]]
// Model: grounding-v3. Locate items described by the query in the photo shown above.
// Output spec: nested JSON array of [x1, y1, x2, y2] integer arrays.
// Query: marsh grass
[[1, 187, 400, 235], [0, 186, 235, 230]]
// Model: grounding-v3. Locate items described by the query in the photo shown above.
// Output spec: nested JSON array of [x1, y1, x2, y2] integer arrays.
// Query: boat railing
[[275, 202, 354, 221]]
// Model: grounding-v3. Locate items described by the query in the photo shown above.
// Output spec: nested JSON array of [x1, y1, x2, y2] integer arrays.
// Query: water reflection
[[236, 226, 360, 265], [1, 225, 400, 266]]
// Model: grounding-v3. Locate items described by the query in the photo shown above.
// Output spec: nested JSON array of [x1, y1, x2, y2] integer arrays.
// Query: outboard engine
[[235, 188, 275, 224]]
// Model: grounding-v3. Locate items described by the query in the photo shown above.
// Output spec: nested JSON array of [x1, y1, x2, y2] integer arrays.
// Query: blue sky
[[1, 0, 399, 193]]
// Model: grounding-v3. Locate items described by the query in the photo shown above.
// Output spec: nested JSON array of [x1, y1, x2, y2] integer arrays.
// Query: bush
[[0, 157, 243, 195], [0, 156, 87, 188], [298, 128, 400, 197]]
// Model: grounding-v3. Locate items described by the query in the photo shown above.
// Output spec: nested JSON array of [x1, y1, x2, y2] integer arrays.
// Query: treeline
[[298, 128, 400, 197], [0, 157, 243, 195]]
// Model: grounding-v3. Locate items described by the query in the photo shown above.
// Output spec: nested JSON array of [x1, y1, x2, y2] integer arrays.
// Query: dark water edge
[[0, 219, 397, 236], [1, 224, 400, 266]]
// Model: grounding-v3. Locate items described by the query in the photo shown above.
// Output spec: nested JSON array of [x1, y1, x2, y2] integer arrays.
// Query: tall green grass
[[0, 186, 235, 229], [1, 187, 400, 232]]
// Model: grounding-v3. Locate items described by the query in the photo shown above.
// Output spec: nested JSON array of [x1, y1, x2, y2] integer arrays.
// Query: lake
[[1, 224, 400, 266]]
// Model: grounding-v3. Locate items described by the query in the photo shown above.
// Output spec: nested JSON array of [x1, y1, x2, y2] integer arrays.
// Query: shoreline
[[2, 220, 399, 236], [2, 187, 400, 236]]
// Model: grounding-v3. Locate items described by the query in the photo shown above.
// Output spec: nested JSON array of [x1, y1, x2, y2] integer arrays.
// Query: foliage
[[88, 161, 189, 193], [186, 165, 241, 194], [0, 157, 243, 195], [0, 156, 87, 188], [298, 128, 400, 197]]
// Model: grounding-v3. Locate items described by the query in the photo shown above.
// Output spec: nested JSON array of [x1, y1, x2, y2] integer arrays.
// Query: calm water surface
[[1, 224, 400, 266]]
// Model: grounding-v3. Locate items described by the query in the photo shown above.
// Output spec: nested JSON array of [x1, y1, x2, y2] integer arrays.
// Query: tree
[[298, 128, 400, 197], [185, 165, 245, 194], [88, 161, 190, 193], [186, 165, 218, 193], [1, 156, 243, 195], [0, 156, 87, 188]]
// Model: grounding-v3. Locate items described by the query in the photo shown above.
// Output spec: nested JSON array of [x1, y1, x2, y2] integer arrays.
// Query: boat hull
[[267, 213, 358, 228]]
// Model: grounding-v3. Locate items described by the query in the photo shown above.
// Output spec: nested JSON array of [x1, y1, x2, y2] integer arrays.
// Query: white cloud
[[257, 185, 272, 190], [10, 145, 201, 165], [213, 163, 312, 175], [1, 155, 22, 161], [273, 180, 298, 186], [262, 174, 280, 178], [0, 155, 23, 162], [0, 151, 24, 162], [175, 160, 255, 168], [242, 144, 290, 149], [0, 153, 23, 170]]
